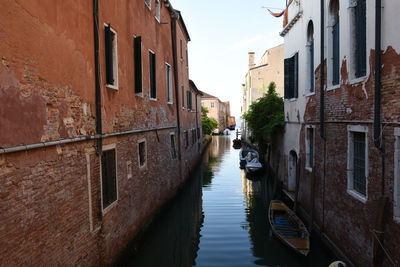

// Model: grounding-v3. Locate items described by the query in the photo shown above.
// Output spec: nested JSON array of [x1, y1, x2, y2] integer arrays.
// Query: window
[[307, 21, 315, 93], [192, 129, 196, 145], [184, 131, 189, 148], [155, 0, 160, 22], [211, 102, 215, 108], [170, 133, 177, 159], [134, 36, 142, 94], [105, 25, 118, 89], [394, 129, 400, 219], [306, 127, 314, 170], [180, 39, 183, 59], [166, 63, 173, 103], [329, 0, 340, 86], [197, 127, 200, 139], [145, 0, 151, 8], [138, 139, 147, 168], [149, 51, 156, 99], [181, 86, 185, 108], [186, 49, 189, 67], [101, 148, 117, 209], [350, 0, 367, 79], [187, 90, 192, 110], [347, 126, 368, 200], [284, 53, 299, 99]]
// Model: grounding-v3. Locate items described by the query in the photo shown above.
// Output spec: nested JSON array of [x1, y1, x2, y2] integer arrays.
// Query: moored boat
[[268, 200, 310, 256], [239, 148, 258, 168]]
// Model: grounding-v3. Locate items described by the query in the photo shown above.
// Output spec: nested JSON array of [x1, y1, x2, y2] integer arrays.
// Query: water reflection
[[116, 135, 334, 267]]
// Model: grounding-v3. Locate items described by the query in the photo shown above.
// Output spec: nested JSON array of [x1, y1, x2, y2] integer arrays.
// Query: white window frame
[[327, 0, 340, 90], [155, 0, 161, 22], [145, 0, 151, 9], [305, 125, 315, 172], [138, 138, 147, 169], [104, 24, 119, 90], [165, 63, 173, 104], [100, 143, 118, 214], [348, 0, 368, 84], [394, 128, 400, 221], [347, 125, 368, 203]]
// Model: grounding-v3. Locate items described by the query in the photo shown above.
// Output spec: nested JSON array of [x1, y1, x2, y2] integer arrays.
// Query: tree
[[242, 82, 284, 151], [201, 106, 218, 135]]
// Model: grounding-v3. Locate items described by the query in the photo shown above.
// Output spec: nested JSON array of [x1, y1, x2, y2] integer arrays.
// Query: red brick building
[[0, 0, 202, 265], [279, 0, 400, 266]]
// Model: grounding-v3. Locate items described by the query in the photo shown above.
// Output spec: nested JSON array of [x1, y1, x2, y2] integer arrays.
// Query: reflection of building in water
[[119, 167, 204, 267], [242, 171, 262, 199]]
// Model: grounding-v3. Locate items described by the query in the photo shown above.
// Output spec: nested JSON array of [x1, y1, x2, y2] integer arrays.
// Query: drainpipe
[[320, 0, 325, 139], [171, 11, 182, 161], [374, 0, 382, 151], [93, 0, 102, 155]]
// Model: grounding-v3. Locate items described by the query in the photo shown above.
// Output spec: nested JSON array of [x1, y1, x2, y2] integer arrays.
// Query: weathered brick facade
[[0, 0, 202, 265]]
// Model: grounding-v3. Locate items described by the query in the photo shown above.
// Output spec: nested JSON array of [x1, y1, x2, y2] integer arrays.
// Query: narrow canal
[[117, 135, 335, 267]]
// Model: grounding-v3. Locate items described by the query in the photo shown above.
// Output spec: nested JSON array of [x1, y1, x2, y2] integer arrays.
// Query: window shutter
[[310, 41, 315, 92], [332, 22, 340, 85], [355, 0, 366, 78], [284, 58, 290, 99], [150, 52, 156, 98], [294, 53, 299, 98], [134, 37, 142, 93], [105, 25, 114, 85]]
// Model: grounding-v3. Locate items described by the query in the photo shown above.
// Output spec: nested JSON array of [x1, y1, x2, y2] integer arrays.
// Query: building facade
[[241, 44, 284, 139], [201, 93, 230, 134], [280, 0, 400, 266], [0, 0, 202, 265]]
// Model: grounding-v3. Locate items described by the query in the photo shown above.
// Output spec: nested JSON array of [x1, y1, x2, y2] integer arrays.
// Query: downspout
[[374, 0, 382, 151], [171, 11, 182, 161], [320, 0, 327, 234], [93, 0, 103, 155]]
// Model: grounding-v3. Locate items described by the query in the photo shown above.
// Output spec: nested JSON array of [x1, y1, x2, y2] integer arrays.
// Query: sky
[[171, 0, 286, 118]]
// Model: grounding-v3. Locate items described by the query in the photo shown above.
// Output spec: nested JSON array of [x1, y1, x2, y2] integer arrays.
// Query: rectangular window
[[134, 36, 142, 94], [170, 134, 177, 159], [197, 127, 200, 139], [354, 0, 367, 78], [347, 126, 368, 201], [394, 129, 400, 218], [184, 131, 189, 148], [186, 49, 189, 67], [166, 63, 173, 103], [180, 39, 183, 59], [105, 25, 118, 89], [101, 148, 117, 209], [145, 0, 151, 8], [155, 0, 160, 21], [332, 21, 340, 85], [284, 53, 298, 99], [187, 90, 192, 110], [149, 51, 156, 99], [181, 86, 185, 108], [138, 139, 147, 168], [211, 102, 215, 108], [306, 127, 314, 170]]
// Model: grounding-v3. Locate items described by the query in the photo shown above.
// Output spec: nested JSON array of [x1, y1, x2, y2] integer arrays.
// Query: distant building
[[201, 93, 229, 134], [241, 44, 284, 139]]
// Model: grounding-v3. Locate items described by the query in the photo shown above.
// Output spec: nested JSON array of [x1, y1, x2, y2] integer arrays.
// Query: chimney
[[248, 52, 255, 69]]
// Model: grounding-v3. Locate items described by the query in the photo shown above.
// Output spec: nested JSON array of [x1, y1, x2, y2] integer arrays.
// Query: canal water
[[117, 135, 335, 267]]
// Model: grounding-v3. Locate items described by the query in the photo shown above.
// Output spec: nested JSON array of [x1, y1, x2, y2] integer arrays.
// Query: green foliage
[[201, 106, 218, 135], [242, 82, 284, 148]]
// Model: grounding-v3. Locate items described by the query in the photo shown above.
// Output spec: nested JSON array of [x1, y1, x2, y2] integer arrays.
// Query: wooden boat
[[232, 138, 242, 149], [268, 200, 310, 256]]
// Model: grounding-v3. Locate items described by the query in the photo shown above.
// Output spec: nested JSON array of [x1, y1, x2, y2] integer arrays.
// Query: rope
[[371, 230, 397, 267]]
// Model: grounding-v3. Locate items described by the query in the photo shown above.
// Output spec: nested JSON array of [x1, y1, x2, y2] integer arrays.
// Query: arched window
[[350, 0, 367, 79], [329, 0, 340, 86], [307, 21, 314, 93]]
